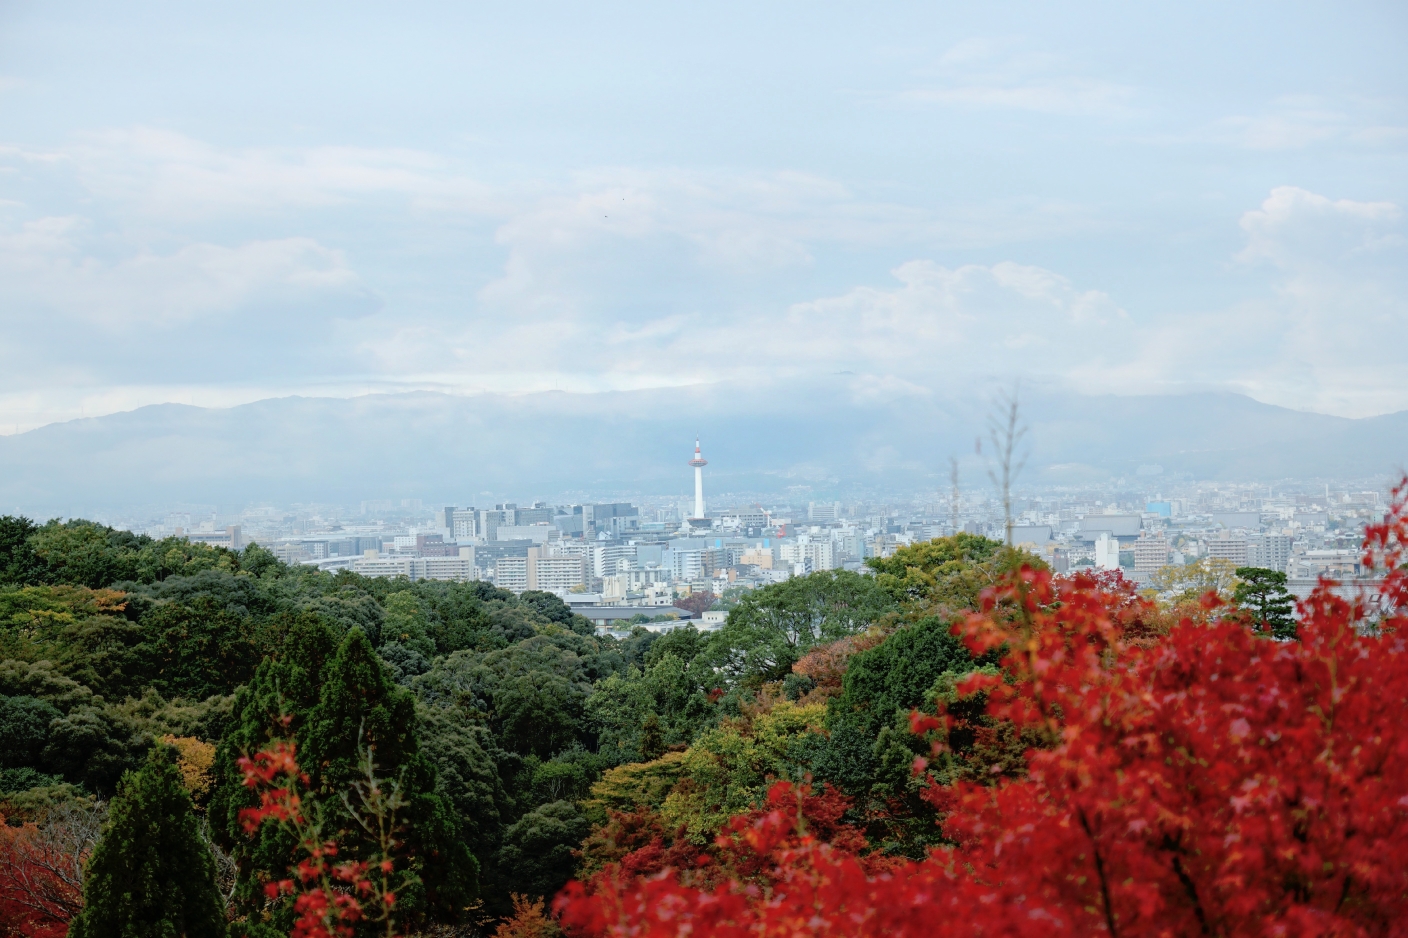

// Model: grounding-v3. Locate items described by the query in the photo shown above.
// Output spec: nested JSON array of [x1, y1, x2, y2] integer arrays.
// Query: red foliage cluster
[[579, 782, 873, 891], [0, 823, 81, 938], [556, 481, 1408, 936], [560, 780, 896, 935], [238, 743, 401, 938]]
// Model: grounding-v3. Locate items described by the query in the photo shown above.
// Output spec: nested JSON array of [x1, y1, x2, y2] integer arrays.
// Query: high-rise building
[[1207, 537, 1250, 566], [495, 548, 586, 593], [1248, 534, 1292, 572], [452, 509, 478, 539], [495, 556, 529, 592], [780, 537, 836, 572], [1133, 533, 1170, 576]]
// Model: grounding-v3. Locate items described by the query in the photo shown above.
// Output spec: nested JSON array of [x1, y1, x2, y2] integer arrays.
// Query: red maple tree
[[0, 801, 103, 938], [237, 741, 413, 938], [555, 479, 1408, 936]]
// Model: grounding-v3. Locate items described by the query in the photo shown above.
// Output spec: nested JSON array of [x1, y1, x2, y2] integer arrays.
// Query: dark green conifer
[[68, 745, 225, 938], [209, 612, 340, 932], [1233, 567, 1297, 640], [301, 628, 478, 920], [213, 624, 476, 933]]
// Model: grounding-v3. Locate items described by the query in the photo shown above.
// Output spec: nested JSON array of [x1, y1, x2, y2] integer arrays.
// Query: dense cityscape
[[3, 2, 1405, 935], [101, 438, 1393, 628]]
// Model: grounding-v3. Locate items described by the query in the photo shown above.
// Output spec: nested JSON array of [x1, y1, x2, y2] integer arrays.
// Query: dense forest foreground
[[1, 482, 1407, 937]]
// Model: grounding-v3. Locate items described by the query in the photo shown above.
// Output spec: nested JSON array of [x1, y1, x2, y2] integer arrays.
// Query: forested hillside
[[0, 515, 1028, 935], [9, 502, 1405, 937]]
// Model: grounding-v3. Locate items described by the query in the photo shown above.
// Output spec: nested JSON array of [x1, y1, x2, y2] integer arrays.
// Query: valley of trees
[[0, 488, 1404, 937]]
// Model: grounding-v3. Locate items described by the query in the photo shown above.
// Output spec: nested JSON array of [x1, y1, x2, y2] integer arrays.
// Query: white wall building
[[1094, 532, 1121, 571], [493, 548, 586, 593], [352, 556, 478, 582]]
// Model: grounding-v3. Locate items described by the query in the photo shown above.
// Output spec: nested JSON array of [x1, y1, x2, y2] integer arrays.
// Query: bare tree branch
[[985, 388, 1029, 547], [950, 457, 962, 534], [0, 798, 107, 925]]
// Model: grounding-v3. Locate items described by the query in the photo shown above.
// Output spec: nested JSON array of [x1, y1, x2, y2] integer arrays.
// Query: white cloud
[[898, 39, 1137, 117], [1237, 186, 1403, 267], [0, 218, 369, 327], [2, 119, 1402, 427], [778, 259, 1128, 376], [1121, 187, 1408, 417], [1202, 96, 1408, 151], [12, 128, 500, 220]]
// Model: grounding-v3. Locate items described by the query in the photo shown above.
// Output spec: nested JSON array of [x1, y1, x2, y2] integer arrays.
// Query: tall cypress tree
[[215, 624, 477, 933], [209, 612, 340, 934], [68, 745, 226, 938], [301, 628, 478, 921]]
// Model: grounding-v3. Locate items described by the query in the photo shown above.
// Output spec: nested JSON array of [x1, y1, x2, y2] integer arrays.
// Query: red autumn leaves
[[555, 481, 1408, 936], [238, 743, 400, 938]]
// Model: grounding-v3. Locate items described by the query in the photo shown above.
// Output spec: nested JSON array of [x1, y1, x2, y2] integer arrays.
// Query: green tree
[[1152, 556, 1240, 602], [709, 570, 897, 686], [214, 623, 476, 931], [658, 701, 826, 841], [587, 627, 718, 765], [0, 695, 62, 769], [379, 590, 437, 679], [209, 613, 341, 927], [866, 533, 1021, 609], [826, 615, 984, 740], [414, 704, 511, 862], [382, 591, 437, 657], [28, 521, 143, 588], [299, 628, 477, 920], [68, 745, 225, 938], [494, 800, 590, 898], [135, 596, 261, 699], [0, 516, 44, 585], [1233, 566, 1297, 639]]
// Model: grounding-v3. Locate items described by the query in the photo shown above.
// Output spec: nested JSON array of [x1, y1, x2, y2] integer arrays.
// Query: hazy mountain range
[[2, 384, 1405, 516]]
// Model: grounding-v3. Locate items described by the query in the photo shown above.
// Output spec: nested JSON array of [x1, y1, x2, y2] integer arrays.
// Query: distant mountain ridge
[[0, 384, 1404, 515]]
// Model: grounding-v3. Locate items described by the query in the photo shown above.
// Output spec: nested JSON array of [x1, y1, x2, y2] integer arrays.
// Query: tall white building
[[688, 439, 708, 519], [451, 509, 479, 539], [1094, 532, 1121, 571], [780, 537, 837, 572], [1249, 534, 1292, 572]]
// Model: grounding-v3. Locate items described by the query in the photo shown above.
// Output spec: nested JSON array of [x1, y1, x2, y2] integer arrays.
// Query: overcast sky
[[1, 0, 1404, 432]]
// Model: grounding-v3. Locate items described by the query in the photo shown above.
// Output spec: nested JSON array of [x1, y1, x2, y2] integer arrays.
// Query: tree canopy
[[68, 745, 225, 938]]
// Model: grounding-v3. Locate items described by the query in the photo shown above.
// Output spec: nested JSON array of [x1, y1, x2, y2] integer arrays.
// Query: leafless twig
[[986, 388, 1029, 548], [0, 798, 107, 924]]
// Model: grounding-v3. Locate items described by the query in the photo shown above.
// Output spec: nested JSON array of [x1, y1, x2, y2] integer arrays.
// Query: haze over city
[[5, 5, 1408, 936]]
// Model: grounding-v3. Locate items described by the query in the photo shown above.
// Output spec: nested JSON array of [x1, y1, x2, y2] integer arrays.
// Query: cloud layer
[[0, 2, 1404, 432]]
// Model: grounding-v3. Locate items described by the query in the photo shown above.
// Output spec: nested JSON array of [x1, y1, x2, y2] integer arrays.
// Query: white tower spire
[[688, 437, 707, 519]]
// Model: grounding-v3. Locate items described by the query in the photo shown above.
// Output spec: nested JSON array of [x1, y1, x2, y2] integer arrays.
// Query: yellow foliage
[[1152, 557, 1241, 604], [160, 735, 216, 805], [582, 751, 687, 825], [660, 700, 825, 841]]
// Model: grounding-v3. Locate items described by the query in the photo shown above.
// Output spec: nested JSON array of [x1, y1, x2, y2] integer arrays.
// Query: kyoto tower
[[688, 437, 708, 520]]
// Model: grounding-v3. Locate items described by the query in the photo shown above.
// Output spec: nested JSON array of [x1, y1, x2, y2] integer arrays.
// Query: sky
[[0, 0, 1405, 434]]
